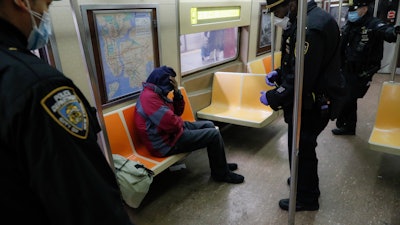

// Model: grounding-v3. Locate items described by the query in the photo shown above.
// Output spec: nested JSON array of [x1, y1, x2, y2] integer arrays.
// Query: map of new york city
[[95, 11, 155, 101]]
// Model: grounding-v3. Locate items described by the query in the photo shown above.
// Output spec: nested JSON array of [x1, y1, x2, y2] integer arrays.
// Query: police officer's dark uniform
[[0, 18, 132, 224], [264, 0, 341, 211], [332, 0, 399, 135]]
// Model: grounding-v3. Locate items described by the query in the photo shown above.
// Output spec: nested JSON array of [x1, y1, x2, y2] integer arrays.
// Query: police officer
[[0, 0, 133, 224], [261, 0, 341, 211], [332, 0, 400, 135]]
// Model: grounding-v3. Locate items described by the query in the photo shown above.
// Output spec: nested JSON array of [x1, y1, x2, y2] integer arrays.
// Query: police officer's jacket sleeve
[[266, 29, 327, 111], [371, 18, 398, 43], [303, 29, 331, 94], [2, 76, 133, 224]]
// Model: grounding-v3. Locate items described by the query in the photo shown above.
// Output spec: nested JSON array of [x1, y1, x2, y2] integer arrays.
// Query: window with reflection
[[325, 0, 349, 29], [180, 27, 239, 75]]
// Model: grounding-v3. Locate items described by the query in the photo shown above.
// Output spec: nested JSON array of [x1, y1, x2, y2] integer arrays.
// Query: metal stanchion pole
[[338, 0, 343, 26], [373, 0, 378, 17], [390, 0, 400, 81], [288, 0, 307, 224], [271, 12, 275, 70]]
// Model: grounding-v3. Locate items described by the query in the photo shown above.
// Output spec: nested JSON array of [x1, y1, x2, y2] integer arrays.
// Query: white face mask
[[274, 16, 291, 30], [25, 0, 52, 50]]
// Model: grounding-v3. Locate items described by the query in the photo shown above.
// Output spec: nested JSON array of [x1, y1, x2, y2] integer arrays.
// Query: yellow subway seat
[[368, 81, 400, 155]]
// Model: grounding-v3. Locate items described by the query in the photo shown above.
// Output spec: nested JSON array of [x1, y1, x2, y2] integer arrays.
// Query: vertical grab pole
[[373, 0, 378, 17], [390, 0, 400, 81], [328, 0, 332, 12], [288, 0, 307, 224], [271, 12, 275, 70], [68, 0, 114, 169], [338, 0, 343, 26]]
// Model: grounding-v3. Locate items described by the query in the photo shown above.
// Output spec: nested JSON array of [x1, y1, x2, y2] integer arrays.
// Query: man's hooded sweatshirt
[[134, 66, 185, 157]]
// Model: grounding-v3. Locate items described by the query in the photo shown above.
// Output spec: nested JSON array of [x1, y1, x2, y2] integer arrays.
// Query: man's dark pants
[[168, 121, 229, 177]]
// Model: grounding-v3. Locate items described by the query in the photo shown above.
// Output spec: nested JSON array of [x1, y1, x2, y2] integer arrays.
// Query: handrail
[[288, 0, 307, 224], [389, 0, 400, 81], [271, 12, 276, 72]]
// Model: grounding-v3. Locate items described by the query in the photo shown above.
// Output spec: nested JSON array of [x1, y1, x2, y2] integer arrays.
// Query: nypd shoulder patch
[[294, 41, 309, 57], [41, 86, 89, 139]]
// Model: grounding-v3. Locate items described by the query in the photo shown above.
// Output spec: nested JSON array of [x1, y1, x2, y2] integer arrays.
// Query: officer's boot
[[331, 123, 355, 135]]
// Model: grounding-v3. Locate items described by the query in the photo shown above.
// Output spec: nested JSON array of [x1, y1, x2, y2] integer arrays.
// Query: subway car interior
[[41, 0, 400, 224]]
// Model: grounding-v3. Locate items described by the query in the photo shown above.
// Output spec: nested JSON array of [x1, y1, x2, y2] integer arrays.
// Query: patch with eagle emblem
[[41, 86, 89, 139]]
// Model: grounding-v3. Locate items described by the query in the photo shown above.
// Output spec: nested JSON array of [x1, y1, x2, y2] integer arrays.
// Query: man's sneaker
[[228, 163, 238, 171], [212, 172, 244, 184], [331, 127, 355, 135], [278, 198, 319, 211]]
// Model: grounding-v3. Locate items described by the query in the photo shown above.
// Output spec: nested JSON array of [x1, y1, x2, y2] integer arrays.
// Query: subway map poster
[[92, 9, 157, 103]]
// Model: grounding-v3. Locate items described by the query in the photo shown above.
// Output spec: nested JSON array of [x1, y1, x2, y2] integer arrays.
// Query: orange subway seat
[[262, 52, 282, 73], [122, 106, 165, 163], [104, 87, 192, 176], [103, 112, 157, 169]]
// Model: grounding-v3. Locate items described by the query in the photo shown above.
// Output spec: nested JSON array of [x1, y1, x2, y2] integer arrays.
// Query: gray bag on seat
[[112, 154, 154, 208]]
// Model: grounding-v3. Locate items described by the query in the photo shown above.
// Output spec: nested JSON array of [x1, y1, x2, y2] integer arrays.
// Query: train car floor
[[126, 73, 400, 225]]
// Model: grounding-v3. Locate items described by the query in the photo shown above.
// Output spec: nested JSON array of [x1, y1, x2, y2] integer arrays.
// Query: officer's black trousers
[[336, 71, 371, 130], [287, 108, 329, 203], [335, 96, 357, 130]]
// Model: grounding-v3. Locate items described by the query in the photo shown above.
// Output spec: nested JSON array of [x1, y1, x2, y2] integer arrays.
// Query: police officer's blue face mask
[[25, 0, 52, 50], [348, 10, 361, 22]]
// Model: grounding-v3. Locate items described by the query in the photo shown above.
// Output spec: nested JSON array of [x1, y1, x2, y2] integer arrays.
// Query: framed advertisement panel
[[80, 5, 160, 106], [257, 4, 272, 56]]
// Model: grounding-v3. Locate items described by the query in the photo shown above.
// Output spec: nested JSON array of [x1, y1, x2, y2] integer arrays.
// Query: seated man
[[134, 66, 244, 184]]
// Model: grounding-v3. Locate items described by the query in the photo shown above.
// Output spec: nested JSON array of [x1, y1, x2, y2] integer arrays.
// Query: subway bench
[[103, 87, 194, 176], [247, 52, 282, 74], [368, 81, 400, 155], [197, 72, 280, 128]]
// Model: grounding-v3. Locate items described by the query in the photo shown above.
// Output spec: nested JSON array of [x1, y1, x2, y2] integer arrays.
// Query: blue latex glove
[[265, 70, 278, 86], [260, 91, 269, 106]]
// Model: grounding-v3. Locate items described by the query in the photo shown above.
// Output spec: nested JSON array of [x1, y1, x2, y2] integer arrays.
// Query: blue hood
[[146, 66, 176, 95]]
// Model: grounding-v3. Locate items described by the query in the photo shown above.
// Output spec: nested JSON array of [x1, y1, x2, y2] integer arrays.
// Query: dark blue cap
[[349, 0, 371, 11]]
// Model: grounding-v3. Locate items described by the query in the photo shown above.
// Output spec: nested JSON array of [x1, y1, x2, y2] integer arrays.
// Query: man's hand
[[170, 76, 178, 92], [260, 91, 269, 106], [266, 70, 278, 86]]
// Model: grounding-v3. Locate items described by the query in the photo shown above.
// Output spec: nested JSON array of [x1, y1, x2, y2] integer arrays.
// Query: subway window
[[180, 27, 239, 75]]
